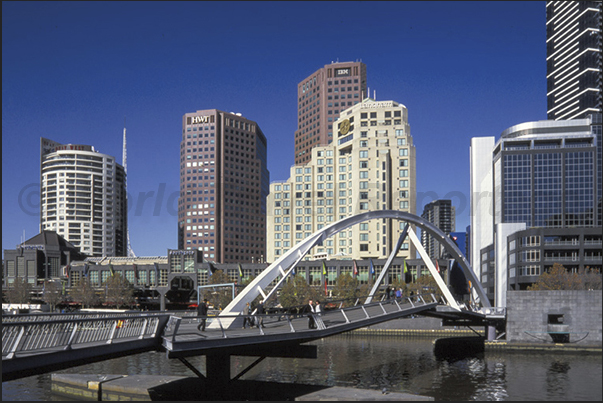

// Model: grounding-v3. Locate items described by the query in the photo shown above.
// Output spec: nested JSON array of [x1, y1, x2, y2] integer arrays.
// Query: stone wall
[[506, 290, 602, 345]]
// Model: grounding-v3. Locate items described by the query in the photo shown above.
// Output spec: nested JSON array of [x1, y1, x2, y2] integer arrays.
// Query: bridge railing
[[2, 314, 170, 360], [165, 293, 438, 344]]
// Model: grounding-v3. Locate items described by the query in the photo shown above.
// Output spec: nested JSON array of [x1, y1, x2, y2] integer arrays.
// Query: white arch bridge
[[218, 210, 492, 327]]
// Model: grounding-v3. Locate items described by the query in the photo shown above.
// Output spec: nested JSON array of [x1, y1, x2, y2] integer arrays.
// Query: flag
[[291, 266, 296, 276], [353, 260, 358, 277], [369, 258, 375, 277], [207, 262, 214, 277], [238, 263, 243, 278], [435, 259, 440, 274], [133, 264, 139, 280], [83, 264, 89, 277], [109, 264, 115, 277], [322, 260, 328, 296], [64, 265, 70, 278], [404, 260, 412, 284]]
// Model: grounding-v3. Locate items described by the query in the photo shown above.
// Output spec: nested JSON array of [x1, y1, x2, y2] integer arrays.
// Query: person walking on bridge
[[197, 298, 209, 331], [306, 299, 316, 329]]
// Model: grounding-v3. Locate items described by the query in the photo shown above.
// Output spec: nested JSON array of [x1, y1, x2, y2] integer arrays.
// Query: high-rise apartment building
[[546, 1, 602, 120], [268, 98, 416, 262], [40, 138, 127, 257], [178, 109, 269, 263], [294, 61, 367, 165], [421, 199, 455, 259]]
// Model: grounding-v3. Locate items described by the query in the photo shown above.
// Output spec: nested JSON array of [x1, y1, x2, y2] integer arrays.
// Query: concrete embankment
[[51, 373, 434, 401]]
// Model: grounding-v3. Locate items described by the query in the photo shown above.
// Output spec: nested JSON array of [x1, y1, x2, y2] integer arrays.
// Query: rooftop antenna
[[123, 118, 136, 258]]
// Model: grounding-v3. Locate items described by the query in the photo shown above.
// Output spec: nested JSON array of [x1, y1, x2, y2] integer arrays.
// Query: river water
[[2, 334, 601, 401]]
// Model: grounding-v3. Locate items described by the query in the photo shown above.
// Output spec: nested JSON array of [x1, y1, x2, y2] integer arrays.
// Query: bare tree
[[6, 277, 32, 305], [103, 274, 135, 309], [207, 270, 233, 310], [70, 277, 99, 308], [42, 281, 63, 312]]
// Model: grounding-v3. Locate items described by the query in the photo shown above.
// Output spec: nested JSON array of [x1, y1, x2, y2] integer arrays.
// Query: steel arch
[[219, 210, 490, 319]]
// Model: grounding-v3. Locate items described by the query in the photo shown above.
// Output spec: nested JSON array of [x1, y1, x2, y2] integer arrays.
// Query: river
[[2, 334, 601, 401]]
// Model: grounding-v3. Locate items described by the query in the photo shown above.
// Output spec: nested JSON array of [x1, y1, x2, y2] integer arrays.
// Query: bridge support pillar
[[206, 353, 231, 386], [486, 325, 496, 341]]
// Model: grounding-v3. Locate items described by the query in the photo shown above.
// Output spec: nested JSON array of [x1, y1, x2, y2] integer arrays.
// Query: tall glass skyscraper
[[493, 114, 601, 229], [546, 1, 602, 120]]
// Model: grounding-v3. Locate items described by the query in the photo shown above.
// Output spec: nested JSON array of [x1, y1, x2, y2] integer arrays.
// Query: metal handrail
[[2, 314, 170, 359]]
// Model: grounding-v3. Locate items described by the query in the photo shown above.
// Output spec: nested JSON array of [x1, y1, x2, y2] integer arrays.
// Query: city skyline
[[2, 1, 546, 257]]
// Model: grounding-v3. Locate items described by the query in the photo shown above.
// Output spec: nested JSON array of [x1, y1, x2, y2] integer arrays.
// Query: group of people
[[305, 299, 322, 329], [384, 286, 404, 300]]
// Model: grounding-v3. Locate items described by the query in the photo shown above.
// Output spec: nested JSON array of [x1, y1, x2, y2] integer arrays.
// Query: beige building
[[268, 98, 416, 263]]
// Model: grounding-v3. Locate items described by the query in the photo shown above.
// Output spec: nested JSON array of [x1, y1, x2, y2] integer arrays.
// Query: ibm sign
[[335, 68, 350, 77]]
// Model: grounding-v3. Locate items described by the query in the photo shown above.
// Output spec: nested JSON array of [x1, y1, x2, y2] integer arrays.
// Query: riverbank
[[51, 373, 434, 401]]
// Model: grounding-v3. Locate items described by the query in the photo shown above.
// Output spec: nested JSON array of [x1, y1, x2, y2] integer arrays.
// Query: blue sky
[[2, 1, 546, 258]]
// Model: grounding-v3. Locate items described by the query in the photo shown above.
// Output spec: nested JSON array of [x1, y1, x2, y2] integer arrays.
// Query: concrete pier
[[51, 373, 433, 401]]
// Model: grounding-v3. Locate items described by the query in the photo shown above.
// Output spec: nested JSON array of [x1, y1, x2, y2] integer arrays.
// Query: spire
[[123, 118, 136, 258]]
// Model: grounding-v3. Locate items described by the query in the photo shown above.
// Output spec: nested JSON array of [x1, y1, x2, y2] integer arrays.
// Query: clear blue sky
[[2, 1, 546, 258]]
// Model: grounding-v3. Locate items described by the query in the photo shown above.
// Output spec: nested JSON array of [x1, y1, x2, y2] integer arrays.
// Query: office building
[[178, 109, 269, 263], [294, 61, 367, 165], [421, 199, 455, 259], [471, 114, 602, 306], [268, 98, 416, 262], [40, 138, 127, 257], [546, 1, 602, 120]]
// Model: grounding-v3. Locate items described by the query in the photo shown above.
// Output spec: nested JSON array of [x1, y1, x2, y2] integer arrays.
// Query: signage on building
[[335, 68, 350, 77], [361, 101, 394, 109], [189, 116, 209, 125]]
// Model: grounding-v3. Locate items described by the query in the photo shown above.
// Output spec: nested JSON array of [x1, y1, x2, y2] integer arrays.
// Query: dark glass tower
[[546, 1, 602, 120]]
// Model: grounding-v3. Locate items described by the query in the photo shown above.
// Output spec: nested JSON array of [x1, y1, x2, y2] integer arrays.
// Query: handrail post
[[286, 315, 295, 333], [65, 323, 79, 350], [139, 318, 149, 340], [171, 317, 181, 345], [215, 317, 228, 338], [341, 309, 350, 323], [361, 305, 370, 319], [106, 320, 118, 344], [378, 302, 387, 315], [6, 326, 25, 359]]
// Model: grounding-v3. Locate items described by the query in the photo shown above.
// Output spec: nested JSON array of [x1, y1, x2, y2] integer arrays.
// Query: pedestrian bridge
[[2, 293, 505, 382]]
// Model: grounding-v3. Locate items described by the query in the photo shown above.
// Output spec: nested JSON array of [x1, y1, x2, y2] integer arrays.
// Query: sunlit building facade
[[177, 109, 269, 263], [268, 98, 416, 263], [294, 61, 367, 165], [40, 138, 127, 257]]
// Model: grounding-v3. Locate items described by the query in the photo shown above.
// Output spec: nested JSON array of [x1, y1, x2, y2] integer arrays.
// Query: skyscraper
[[421, 199, 455, 260], [40, 138, 127, 257], [178, 109, 269, 263], [294, 61, 367, 165], [268, 98, 416, 262], [546, 1, 602, 120]]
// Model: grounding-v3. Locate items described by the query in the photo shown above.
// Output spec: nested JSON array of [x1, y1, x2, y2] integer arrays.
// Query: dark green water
[[2, 335, 601, 401]]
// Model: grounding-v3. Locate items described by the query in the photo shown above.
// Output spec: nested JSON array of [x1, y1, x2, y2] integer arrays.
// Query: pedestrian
[[315, 300, 322, 316], [256, 300, 265, 328], [306, 299, 315, 329], [385, 286, 391, 300], [242, 302, 251, 328], [395, 288, 402, 299], [197, 298, 209, 331]]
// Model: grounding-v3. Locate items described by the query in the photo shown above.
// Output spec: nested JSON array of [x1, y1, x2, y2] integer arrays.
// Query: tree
[[103, 274, 135, 308], [332, 273, 361, 307], [406, 274, 443, 301], [42, 280, 63, 312], [70, 277, 99, 308], [6, 277, 32, 305], [528, 263, 602, 291], [207, 270, 233, 310], [278, 274, 321, 309]]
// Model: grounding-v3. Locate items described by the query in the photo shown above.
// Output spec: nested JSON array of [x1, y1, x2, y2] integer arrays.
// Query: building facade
[[294, 61, 367, 165], [268, 98, 416, 263], [471, 114, 603, 306], [178, 109, 269, 263], [40, 138, 127, 257], [421, 199, 456, 259], [546, 1, 602, 120]]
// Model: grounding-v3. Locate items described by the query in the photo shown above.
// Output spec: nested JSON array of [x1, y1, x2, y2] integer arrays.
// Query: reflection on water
[[2, 334, 601, 401]]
